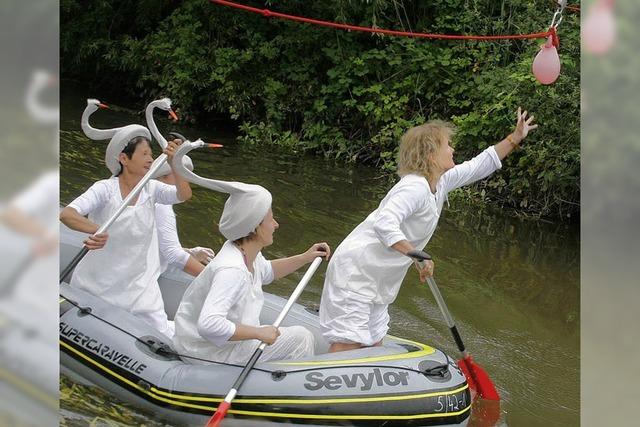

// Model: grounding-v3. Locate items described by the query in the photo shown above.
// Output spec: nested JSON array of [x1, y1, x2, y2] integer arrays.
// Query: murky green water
[[60, 85, 579, 426]]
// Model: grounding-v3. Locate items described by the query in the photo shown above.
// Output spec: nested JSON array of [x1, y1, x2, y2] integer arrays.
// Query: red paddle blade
[[458, 357, 477, 391], [206, 401, 231, 427], [458, 355, 500, 401]]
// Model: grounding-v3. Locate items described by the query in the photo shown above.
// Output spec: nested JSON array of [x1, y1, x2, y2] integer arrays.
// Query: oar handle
[[406, 250, 467, 354], [272, 257, 322, 328], [258, 256, 323, 351], [59, 246, 89, 283], [424, 277, 456, 330]]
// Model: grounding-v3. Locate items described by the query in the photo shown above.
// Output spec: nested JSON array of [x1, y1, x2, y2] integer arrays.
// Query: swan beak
[[98, 103, 109, 109], [169, 110, 179, 121], [207, 144, 224, 148]]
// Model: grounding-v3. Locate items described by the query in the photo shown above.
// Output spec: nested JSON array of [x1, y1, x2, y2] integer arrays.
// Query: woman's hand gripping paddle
[[206, 256, 325, 427], [407, 249, 500, 401]]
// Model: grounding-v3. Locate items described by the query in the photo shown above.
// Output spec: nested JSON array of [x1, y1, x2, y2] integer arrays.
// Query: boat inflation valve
[[419, 360, 451, 382], [136, 336, 181, 361], [271, 370, 287, 381], [77, 306, 92, 316]]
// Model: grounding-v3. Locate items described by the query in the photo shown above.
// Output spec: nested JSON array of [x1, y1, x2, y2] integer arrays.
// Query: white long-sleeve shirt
[[68, 177, 180, 215], [155, 204, 190, 272], [173, 240, 274, 361], [324, 146, 502, 305]]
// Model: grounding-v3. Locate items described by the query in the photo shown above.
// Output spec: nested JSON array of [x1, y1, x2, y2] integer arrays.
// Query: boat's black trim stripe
[[61, 337, 471, 426]]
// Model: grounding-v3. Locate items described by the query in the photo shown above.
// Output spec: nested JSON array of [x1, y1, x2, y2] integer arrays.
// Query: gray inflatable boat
[[60, 227, 471, 427]]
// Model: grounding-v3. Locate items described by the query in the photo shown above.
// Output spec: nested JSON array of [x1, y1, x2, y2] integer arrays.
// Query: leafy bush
[[61, 0, 580, 220]]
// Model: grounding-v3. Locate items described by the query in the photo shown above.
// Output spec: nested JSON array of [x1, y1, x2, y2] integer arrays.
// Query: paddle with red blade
[[407, 249, 500, 401], [206, 255, 325, 427]]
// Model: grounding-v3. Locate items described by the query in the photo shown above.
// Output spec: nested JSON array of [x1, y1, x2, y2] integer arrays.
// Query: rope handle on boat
[[60, 294, 449, 378]]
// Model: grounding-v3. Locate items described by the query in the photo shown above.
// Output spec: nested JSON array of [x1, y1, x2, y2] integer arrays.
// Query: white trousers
[[230, 325, 315, 365], [135, 310, 174, 338], [319, 285, 389, 346]]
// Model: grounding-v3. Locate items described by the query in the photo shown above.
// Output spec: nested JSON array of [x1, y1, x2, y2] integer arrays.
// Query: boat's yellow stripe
[[225, 404, 471, 421], [272, 335, 436, 366], [0, 368, 58, 409], [61, 340, 470, 420], [150, 384, 468, 405]]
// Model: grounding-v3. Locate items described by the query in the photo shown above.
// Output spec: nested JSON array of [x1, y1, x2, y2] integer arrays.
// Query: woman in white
[[172, 148, 330, 364], [59, 125, 191, 338], [152, 157, 215, 277], [320, 108, 538, 352]]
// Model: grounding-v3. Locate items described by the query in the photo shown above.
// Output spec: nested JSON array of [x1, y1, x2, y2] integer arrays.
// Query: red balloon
[[532, 36, 561, 85]]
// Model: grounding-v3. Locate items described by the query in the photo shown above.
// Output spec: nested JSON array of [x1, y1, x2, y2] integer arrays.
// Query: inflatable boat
[[60, 226, 471, 426]]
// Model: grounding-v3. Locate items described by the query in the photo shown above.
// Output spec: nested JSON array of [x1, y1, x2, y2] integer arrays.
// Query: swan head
[[148, 97, 178, 120], [86, 98, 109, 112]]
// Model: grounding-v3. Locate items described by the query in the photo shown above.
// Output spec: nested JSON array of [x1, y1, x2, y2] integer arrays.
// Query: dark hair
[[232, 217, 267, 245], [116, 136, 151, 176], [233, 231, 258, 246]]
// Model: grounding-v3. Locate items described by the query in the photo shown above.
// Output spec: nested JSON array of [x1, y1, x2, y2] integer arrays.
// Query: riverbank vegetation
[[61, 0, 580, 220]]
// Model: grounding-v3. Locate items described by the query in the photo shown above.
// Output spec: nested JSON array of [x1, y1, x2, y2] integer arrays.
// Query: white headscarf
[[104, 125, 152, 176], [172, 142, 272, 241]]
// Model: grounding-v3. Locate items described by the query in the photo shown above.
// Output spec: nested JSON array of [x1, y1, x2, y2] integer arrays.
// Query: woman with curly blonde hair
[[320, 108, 538, 352]]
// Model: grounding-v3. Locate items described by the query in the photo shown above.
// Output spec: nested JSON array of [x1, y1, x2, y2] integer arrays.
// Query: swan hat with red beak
[[172, 142, 272, 241], [81, 99, 152, 176]]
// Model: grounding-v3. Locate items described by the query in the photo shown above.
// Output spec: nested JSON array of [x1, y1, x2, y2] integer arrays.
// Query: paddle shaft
[[420, 266, 468, 356], [59, 154, 169, 283], [207, 257, 323, 427], [415, 259, 469, 356]]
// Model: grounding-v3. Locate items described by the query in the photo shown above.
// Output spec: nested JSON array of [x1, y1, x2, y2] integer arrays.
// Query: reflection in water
[[60, 91, 579, 426]]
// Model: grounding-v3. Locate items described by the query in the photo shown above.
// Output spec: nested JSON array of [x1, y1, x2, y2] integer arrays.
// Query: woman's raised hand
[[304, 242, 331, 262], [164, 138, 183, 163], [513, 107, 539, 143]]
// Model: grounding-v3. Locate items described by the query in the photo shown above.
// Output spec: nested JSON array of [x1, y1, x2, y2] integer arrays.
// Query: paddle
[[59, 139, 222, 283], [407, 249, 500, 401], [206, 256, 324, 427]]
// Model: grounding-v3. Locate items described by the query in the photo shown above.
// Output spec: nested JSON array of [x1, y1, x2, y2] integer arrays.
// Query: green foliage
[[61, 0, 580, 220]]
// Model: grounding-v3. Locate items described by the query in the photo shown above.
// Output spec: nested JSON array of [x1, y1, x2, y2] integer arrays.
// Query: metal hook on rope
[[550, 0, 567, 28]]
